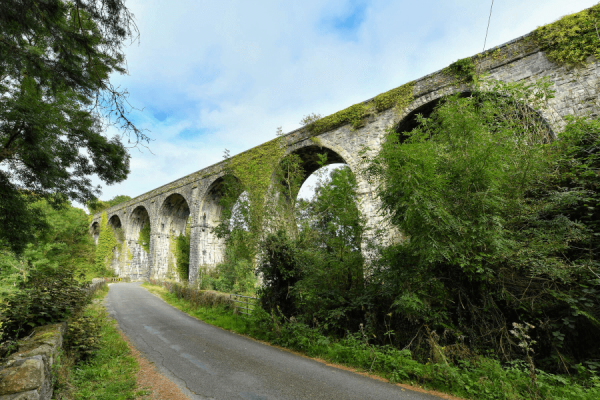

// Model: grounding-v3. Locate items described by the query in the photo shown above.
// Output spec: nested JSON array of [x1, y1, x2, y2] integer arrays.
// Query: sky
[[89, 0, 600, 208]]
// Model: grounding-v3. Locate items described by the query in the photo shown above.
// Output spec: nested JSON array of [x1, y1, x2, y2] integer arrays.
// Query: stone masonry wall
[[0, 280, 107, 400], [0, 323, 66, 400], [92, 28, 600, 283]]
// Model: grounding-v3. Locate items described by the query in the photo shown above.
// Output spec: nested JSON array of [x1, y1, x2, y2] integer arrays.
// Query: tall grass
[[54, 286, 142, 400]]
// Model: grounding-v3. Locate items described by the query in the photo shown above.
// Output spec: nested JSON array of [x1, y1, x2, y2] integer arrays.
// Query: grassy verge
[[142, 282, 600, 400], [54, 285, 143, 400], [142, 283, 254, 335]]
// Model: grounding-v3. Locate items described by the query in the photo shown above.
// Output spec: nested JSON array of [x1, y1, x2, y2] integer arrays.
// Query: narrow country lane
[[105, 282, 442, 400]]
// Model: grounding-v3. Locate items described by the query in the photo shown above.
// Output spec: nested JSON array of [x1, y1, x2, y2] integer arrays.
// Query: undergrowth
[[53, 285, 143, 400], [142, 282, 600, 400]]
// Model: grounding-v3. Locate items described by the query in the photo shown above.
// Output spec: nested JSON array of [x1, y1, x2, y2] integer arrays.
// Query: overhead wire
[[483, 0, 495, 52]]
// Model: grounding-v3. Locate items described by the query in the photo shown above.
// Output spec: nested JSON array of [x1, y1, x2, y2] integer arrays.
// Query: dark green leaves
[[370, 80, 555, 278], [0, 1, 140, 254]]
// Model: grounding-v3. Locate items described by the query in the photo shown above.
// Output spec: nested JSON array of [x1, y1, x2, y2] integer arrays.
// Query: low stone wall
[[0, 323, 66, 400]]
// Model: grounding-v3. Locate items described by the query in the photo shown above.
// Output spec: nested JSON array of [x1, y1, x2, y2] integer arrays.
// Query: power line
[[483, 0, 495, 52]]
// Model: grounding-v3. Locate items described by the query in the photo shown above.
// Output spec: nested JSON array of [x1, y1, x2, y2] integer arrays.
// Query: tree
[[367, 79, 555, 278], [0, 0, 146, 253], [292, 166, 365, 331], [364, 77, 600, 370], [1, 198, 99, 299]]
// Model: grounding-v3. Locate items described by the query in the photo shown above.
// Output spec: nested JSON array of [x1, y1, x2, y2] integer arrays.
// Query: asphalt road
[[105, 282, 441, 400]]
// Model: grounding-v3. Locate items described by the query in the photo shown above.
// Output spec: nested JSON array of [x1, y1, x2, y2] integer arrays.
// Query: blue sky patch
[[179, 127, 213, 140], [153, 110, 170, 122], [320, 1, 368, 40]]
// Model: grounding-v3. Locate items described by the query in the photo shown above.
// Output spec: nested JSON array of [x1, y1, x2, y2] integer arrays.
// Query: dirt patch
[[117, 331, 191, 400]]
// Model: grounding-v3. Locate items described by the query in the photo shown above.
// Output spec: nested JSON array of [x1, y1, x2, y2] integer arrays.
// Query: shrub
[[0, 267, 91, 345]]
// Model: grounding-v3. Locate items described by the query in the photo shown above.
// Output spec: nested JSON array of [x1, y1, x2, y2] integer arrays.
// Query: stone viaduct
[[91, 25, 600, 283]]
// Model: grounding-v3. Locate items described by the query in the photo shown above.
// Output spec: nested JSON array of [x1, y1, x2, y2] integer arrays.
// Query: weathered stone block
[[0, 357, 44, 396], [9, 324, 65, 371], [0, 323, 66, 400], [0, 390, 40, 400]]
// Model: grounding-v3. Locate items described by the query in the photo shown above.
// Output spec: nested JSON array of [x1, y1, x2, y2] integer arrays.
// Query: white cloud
[[87, 0, 600, 207]]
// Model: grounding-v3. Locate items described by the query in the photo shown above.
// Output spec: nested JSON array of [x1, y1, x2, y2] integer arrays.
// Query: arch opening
[[108, 215, 124, 243], [279, 145, 352, 209], [127, 205, 151, 279], [104, 214, 125, 275], [154, 194, 191, 280], [90, 222, 100, 245], [280, 145, 363, 252], [396, 97, 445, 135], [282, 147, 365, 312], [129, 206, 150, 244], [196, 176, 242, 271], [396, 91, 554, 142], [288, 145, 346, 191], [159, 194, 191, 236]]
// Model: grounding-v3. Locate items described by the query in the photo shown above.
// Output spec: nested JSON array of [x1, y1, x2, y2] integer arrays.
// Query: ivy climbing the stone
[[304, 82, 415, 136], [138, 222, 151, 253], [95, 212, 118, 272], [443, 57, 477, 83], [534, 4, 600, 67]]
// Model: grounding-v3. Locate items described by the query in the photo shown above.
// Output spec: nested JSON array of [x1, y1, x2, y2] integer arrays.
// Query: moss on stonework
[[138, 222, 151, 253], [307, 103, 372, 136], [373, 82, 415, 112], [95, 212, 118, 272], [167, 234, 177, 280], [533, 4, 600, 67], [309, 136, 323, 147], [34, 331, 58, 343], [228, 137, 286, 208], [306, 81, 415, 136], [443, 57, 477, 83], [119, 240, 131, 267]]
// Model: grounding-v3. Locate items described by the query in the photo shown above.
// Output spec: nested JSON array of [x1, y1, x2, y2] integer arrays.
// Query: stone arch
[[397, 87, 555, 139], [200, 177, 227, 230], [104, 214, 125, 275], [90, 221, 100, 245], [280, 142, 369, 237], [397, 91, 467, 135], [107, 215, 124, 243], [158, 193, 191, 236], [397, 86, 462, 127], [128, 205, 151, 241], [382, 84, 556, 251], [126, 205, 151, 279], [280, 140, 370, 282], [153, 193, 191, 279], [193, 175, 241, 273], [108, 214, 122, 228], [282, 142, 352, 195]]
